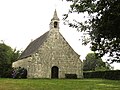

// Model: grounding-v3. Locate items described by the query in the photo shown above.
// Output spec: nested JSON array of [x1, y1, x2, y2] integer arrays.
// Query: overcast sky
[[0, 0, 120, 69]]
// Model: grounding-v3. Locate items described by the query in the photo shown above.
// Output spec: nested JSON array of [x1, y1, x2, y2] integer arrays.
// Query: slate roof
[[19, 31, 49, 59]]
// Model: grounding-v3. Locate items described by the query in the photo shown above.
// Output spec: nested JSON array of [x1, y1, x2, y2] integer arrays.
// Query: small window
[[54, 22, 58, 28]]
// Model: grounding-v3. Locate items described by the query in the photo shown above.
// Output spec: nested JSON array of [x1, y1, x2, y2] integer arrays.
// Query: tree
[[0, 42, 20, 78], [63, 0, 120, 62], [83, 53, 111, 71]]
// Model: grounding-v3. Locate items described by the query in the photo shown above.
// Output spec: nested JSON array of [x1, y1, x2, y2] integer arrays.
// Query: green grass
[[0, 78, 120, 90]]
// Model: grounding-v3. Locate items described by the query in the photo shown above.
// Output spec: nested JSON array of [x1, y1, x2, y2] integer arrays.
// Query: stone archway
[[51, 66, 59, 78]]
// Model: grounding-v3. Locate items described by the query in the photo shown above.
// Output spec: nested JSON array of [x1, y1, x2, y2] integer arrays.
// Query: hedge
[[65, 74, 77, 79], [83, 70, 120, 80]]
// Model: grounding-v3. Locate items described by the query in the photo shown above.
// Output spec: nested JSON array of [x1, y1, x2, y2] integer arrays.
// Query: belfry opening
[[54, 22, 58, 28]]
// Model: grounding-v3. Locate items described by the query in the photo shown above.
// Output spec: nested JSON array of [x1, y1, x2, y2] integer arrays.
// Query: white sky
[[0, 0, 120, 69]]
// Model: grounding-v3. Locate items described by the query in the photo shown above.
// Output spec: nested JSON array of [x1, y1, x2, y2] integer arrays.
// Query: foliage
[[0, 42, 20, 78], [0, 79, 120, 90], [12, 67, 27, 79], [63, 0, 120, 62], [84, 70, 120, 80], [83, 53, 111, 71]]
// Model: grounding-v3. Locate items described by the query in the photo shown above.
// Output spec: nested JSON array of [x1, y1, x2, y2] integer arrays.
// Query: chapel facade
[[12, 10, 83, 78]]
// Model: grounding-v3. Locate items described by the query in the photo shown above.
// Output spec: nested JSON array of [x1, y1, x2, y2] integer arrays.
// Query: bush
[[12, 67, 27, 79], [84, 70, 120, 80], [3, 68, 13, 78]]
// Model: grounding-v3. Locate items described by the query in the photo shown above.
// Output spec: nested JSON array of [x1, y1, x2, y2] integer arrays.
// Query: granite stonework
[[12, 10, 83, 78]]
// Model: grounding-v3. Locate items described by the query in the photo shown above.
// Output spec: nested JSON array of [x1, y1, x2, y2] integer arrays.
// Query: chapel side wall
[[12, 57, 31, 68], [12, 57, 34, 78]]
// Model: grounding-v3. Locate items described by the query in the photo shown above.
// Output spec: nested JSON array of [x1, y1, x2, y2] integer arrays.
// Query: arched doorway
[[51, 66, 59, 78]]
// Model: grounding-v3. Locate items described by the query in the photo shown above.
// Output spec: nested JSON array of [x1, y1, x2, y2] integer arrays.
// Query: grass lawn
[[0, 78, 120, 90]]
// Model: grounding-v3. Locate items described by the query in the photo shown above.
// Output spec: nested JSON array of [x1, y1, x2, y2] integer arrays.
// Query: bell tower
[[50, 9, 60, 30]]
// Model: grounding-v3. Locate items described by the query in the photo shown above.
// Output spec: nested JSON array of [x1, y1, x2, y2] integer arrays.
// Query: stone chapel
[[12, 10, 83, 78]]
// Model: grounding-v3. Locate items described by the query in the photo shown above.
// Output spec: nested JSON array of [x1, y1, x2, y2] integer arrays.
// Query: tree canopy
[[63, 0, 120, 62], [83, 53, 111, 71], [0, 42, 20, 77]]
